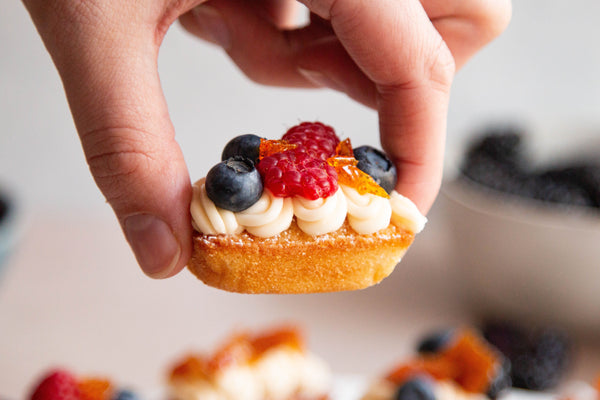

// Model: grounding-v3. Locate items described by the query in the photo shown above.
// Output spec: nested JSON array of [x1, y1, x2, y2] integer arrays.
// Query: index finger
[[297, 0, 455, 213]]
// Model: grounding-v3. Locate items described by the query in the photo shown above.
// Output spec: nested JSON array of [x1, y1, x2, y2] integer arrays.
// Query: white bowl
[[441, 124, 600, 334]]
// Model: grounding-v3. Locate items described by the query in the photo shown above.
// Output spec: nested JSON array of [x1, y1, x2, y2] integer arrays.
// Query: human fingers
[[421, 0, 512, 69], [297, 0, 455, 213], [179, 0, 334, 86], [24, 1, 194, 278]]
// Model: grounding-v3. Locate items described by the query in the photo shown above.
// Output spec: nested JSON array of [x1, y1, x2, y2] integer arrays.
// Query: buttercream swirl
[[169, 347, 331, 400], [190, 178, 243, 235], [341, 185, 392, 234], [190, 179, 426, 237], [389, 191, 428, 233], [236, 190, 294, 238], [293, 188, 347, 235]]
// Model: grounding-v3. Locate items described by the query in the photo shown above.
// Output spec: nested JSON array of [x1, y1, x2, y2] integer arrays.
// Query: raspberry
[[30, 369, 80, 400], [282, 122, 340, 160], [257, 149, 338, 200]]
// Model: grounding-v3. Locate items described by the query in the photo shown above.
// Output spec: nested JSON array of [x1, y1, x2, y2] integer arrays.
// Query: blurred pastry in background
[[27, 368, 142, 400], [361, 328, 511, 400], [167, 325, 331, 400]]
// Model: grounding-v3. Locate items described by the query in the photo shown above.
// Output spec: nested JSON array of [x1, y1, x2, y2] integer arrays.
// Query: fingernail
[[124, 214, 181, 279], [298, 68, 346, 92], [191, 5, 231, 49]]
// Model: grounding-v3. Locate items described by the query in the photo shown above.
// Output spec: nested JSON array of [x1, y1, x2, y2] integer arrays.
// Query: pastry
[[361, 328, 510, 400], [28, 368, 141, 400], [188, 122, 427, 294], [167, 325, 331, 400]]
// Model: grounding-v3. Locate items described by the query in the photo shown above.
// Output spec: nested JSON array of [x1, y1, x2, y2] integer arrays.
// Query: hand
[[180, 0, 511, 212], [22, 0, 510, 279]]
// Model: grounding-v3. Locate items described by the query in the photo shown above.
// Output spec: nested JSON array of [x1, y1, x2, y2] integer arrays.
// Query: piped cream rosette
[[191, 178, 427, 237]]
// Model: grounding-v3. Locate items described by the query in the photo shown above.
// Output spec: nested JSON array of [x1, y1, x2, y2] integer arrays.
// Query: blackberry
[[205, 156, 263, 212], [464, 126, 525, 166], [535, 164, 600, 208], [530, 170, 594, 207], [394, 377, 436, 400], [0, 194, 7, 223], [353, 146, 397, 194], [482, 322, 571, 391], [221, 134, 263, 164], [461, 127, 531, 196]]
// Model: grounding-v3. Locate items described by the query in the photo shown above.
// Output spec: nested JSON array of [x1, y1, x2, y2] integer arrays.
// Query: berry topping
[[30, 369, 80, 400], [417, 329, 455, 354], [258, 149, 338, 200], [387, 329, 506, 396], [221, 134, 263, 164], [205, 156, 263, 212], [282, 122, 340, 160], [353, 146, 397, 194], [394, 377, 436, 400], [112, 390, 140, 400], [483, 321, 571, 391]]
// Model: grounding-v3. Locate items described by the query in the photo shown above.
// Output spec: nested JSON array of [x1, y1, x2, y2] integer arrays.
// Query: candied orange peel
[[335, 138, 354, 157], [327, 156, 389, 198], [259, 139, 297, 159], [78, 378, 113, 400], [385, 329, 500, 394], [169, 326, 305, 380]]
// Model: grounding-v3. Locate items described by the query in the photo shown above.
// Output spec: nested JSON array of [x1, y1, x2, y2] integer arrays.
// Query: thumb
[[48, 21, 192, 278]]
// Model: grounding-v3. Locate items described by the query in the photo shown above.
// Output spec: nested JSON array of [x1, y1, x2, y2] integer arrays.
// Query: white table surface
[[1, 203, 599, 398]]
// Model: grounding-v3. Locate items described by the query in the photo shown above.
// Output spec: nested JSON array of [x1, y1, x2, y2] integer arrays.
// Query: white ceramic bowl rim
[[442, 176, 600, 233]]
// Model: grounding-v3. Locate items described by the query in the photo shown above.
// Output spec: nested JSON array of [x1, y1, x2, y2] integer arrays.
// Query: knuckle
[[82, 127, 157, 203], [425, 39, 456, 91]]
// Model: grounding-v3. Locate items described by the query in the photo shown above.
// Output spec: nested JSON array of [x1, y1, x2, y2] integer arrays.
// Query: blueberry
[[394, 377, 436, 400], [416, 329, 455, 354], [113, 389, 141, 400], [221, 134, 263, 164], [482, 322, 571, 391], [205, 156, 263, 212], [353, 146, 397, 194]]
